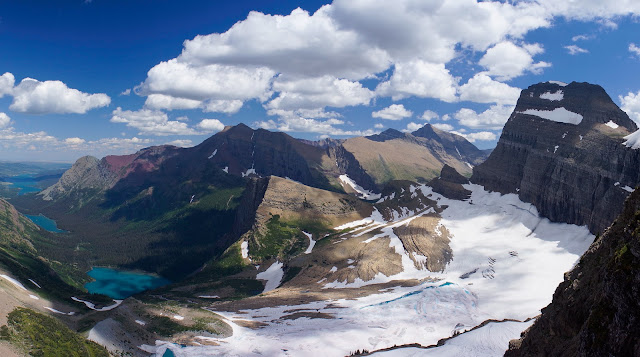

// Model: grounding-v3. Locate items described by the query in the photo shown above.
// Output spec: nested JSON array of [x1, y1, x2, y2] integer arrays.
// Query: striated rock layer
[[472, 81, 640, 234], [506, 187, 640, 357]]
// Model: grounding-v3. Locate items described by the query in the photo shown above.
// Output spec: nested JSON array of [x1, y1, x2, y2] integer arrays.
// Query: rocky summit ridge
[[472, 81, 640, 234]]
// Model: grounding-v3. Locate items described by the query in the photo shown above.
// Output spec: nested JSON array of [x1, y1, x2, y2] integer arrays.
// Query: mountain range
[[0, 81, 639, 356]]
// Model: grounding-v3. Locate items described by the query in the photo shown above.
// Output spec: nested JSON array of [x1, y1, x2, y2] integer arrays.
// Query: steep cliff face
[[472, 81, 640, 233], [193, 124, 339, 191], [506, 188, 640, 357]]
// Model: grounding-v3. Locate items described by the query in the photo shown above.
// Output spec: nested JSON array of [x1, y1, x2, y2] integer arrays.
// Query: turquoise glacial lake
[[85, 267, 171, 300], [25, 214, 67, 233]]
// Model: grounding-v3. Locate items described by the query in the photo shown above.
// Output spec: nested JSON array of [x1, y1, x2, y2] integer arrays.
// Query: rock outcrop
[[472, 81, 640, 233], [428, 164, 472, 200], [505, 188, 640, 357]]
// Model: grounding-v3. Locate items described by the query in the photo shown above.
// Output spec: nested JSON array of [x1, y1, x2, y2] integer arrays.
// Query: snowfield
[[144, 184, 594, 357], [520, 107, 583, 125]]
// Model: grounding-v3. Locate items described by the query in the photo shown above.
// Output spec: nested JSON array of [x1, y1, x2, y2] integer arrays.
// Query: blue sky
[[1, 0, 640, 162]]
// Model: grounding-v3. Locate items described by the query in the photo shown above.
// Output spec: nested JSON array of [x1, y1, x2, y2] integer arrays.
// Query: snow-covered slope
[[142, 184, 594, 357]]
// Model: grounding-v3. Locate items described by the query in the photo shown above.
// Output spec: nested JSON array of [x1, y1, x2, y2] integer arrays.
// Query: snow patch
[[242, 168, 257, 177], [241, 241, 249, 259], [44, 307, 74, 315], [29, 294, 39, 300], [303, 231, 316, 254], [222, 166, 229, 173], [28, 279, 41, 288], [256, 261, 284, 293], [540, 90, 564, 101], [71, 297, 122, 311], [521, 107, 583, 125], [554, 145, 559, 153], [334, 208, 385, 230], [605, 120, 619, 129], [135, 320, 146, 326], [623, 129, 640, 149], [339, 174, 381, 200], [329, 266, 338, 273], [169, 184, 594, 357], [371, 320, 535, 357], [622, 185, 635, 193], [208, 149, 217, 159], [0, 274, 27, 290], [173, 315, 184, 321], [548, 80, 567, 86]]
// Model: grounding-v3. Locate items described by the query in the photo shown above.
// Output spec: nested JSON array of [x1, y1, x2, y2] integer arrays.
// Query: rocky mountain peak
[[472, 81, 640, 233], [366, 128, 407, 142], [513, 81, 636, 131], [39, 155, 117, 201]]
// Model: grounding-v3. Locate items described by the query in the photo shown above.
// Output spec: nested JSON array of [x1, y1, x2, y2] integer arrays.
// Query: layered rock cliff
[[506, 187, 640, 356], [472, 81, 640, 233]]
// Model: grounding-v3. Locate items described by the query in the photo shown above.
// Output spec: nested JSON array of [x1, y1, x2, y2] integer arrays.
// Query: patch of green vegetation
[[148, 315, 221, 337], [0, 247, 87, 303], [249, 215, 333, 261], [613, 243, 633, 271], [2, 307, 109, 357], [224, 278, 264, 298], [249, 215, 305, 260], [208, 243, 246, 278]]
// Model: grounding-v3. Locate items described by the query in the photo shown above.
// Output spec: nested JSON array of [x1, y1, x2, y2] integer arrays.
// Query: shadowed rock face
[[472, 81, 640, 234], [506, 189, 640, 357], [428, 165, 471, 200]]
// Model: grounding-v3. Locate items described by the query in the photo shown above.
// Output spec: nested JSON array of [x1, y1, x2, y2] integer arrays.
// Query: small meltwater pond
[[85, 267, 171, 300], [25, 214, 67, 233]]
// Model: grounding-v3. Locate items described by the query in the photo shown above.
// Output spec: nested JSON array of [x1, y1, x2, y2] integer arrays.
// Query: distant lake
[[25, 214, 67, 233], [85, 267, 171, 300], [1, 175, 41, 195]]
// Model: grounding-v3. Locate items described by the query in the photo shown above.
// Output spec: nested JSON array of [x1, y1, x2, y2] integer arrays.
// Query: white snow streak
[[241, 241, 249, 259], [71, 297, 123, 311], [521, 107, 583, 125], [256, 261, 284, 293], [339, 174, 381, 200], [605, 120, 619, 129], [303, 231, 316, 254], [540, 90, 563, 101], [623, 129, 640, 149]]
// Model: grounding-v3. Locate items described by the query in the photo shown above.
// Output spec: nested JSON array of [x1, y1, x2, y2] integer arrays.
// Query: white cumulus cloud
[[629, 43, 640, 58], [0, 113, 11, 128], [454, 104, 515, 130], [451, 130, 498, 142], [372, 104, 413, 120], [479, 42, 550, 81], [459, 73, 521, 105], [111, 107, 201, 136], [376, 60, 458, 102], [432, 123, 454, 131], [620, 91, 640, 124], [267, 75, 374, 111], [420, 110, 439, 121], [0, 72, 15, 98], [197, 119, 225, 133], [9, 77, 110, 114]]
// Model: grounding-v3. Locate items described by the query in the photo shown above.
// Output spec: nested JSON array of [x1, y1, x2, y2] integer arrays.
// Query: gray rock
[[472, 81, 640, 234]]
